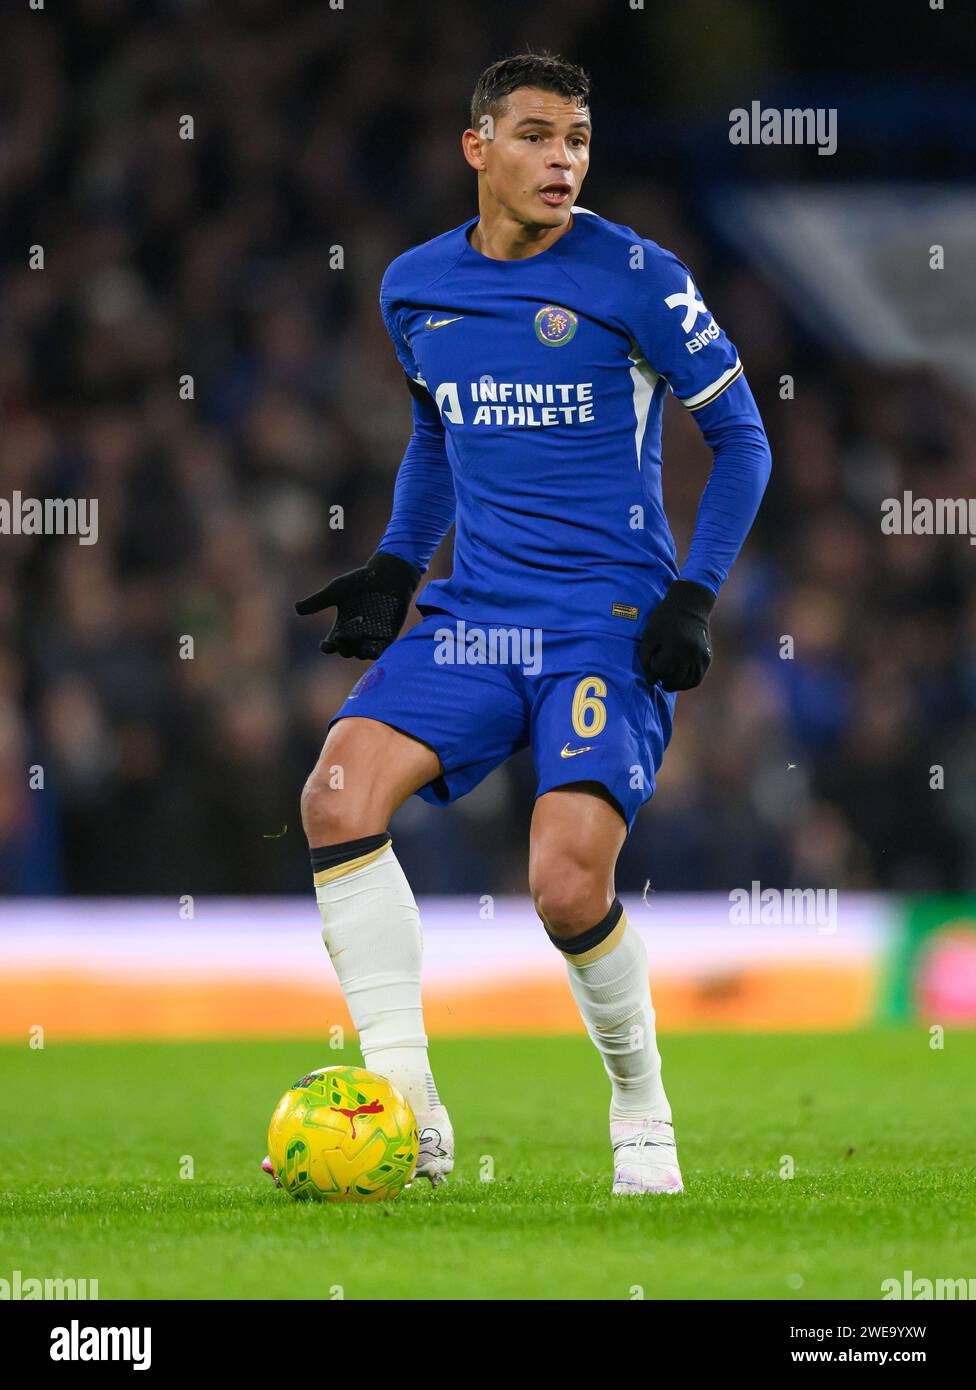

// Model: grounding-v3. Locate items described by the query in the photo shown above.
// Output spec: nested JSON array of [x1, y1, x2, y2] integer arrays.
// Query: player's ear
[[461, 128, 487, 172]]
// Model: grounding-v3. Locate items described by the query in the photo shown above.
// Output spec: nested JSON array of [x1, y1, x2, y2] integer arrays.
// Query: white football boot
[[610, 1117, 684, 1195], [409, 1104, 454, 1189]]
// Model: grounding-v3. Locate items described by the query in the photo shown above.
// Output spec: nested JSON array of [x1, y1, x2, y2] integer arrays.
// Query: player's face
[[470, 87, 591, 229]]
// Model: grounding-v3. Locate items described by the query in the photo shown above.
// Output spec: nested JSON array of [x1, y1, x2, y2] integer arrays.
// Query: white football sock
[[314, 840, 441, 1117], [563, 914, 672, 1123]]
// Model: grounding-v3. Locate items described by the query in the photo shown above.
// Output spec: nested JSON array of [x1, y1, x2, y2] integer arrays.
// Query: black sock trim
[[545, 896, 624, 955], [310, 832, 391, 873]]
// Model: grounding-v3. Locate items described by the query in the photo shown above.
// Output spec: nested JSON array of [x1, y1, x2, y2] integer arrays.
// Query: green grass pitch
[[1, 1029, 974, 1300]]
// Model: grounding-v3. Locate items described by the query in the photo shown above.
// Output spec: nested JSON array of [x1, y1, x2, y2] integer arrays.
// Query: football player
[[268, 51, 771, 1195]]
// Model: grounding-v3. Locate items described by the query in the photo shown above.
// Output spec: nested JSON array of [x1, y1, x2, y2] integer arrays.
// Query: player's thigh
[[302, 715, 443, 839], [325, 613, 529, 808], [529, 627, 670, 842], [528, 782, 627, 926]]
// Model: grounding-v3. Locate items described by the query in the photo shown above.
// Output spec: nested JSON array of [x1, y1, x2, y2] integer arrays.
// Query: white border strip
[[680, 358, 742, 410]]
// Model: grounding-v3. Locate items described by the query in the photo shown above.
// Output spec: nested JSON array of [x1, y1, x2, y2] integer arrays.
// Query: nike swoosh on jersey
[[425, 315, 464, 330], [560, 743, 594, 758]]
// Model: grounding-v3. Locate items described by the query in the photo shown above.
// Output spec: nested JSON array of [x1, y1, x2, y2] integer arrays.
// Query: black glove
[[639, 579, 715, 692], [295, 550, 422, 659]]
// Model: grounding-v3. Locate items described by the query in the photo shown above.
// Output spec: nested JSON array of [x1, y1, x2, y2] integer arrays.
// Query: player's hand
[[639, 579, 716, 692], [295, 550, 422, 659]]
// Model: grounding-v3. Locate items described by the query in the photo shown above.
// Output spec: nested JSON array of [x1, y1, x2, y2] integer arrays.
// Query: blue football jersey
[[379, 207, 746, 635]]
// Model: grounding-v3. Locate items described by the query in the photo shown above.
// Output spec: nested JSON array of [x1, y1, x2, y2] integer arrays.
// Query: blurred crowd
[[1, 0, 973, 897]]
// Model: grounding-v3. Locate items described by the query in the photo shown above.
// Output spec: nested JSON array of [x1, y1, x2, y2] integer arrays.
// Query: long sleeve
[[377, 378, 456, 574], [678, 373, 772, 594], [621, 244, 770, 594]]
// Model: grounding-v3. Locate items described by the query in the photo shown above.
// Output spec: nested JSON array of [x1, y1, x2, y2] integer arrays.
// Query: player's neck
[[468, 207, 573, 261]]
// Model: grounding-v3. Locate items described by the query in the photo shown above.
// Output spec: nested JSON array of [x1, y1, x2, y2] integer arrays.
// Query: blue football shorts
[[327, 610, 677, 834]]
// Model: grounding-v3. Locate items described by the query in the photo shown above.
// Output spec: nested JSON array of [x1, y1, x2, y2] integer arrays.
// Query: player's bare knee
[[300, 767, 370, 845], [531, 862, 611, 938], [300, 770, 337, 843]]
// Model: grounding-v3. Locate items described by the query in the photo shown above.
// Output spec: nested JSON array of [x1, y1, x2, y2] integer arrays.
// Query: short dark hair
[[470, 52, 590, 131]]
